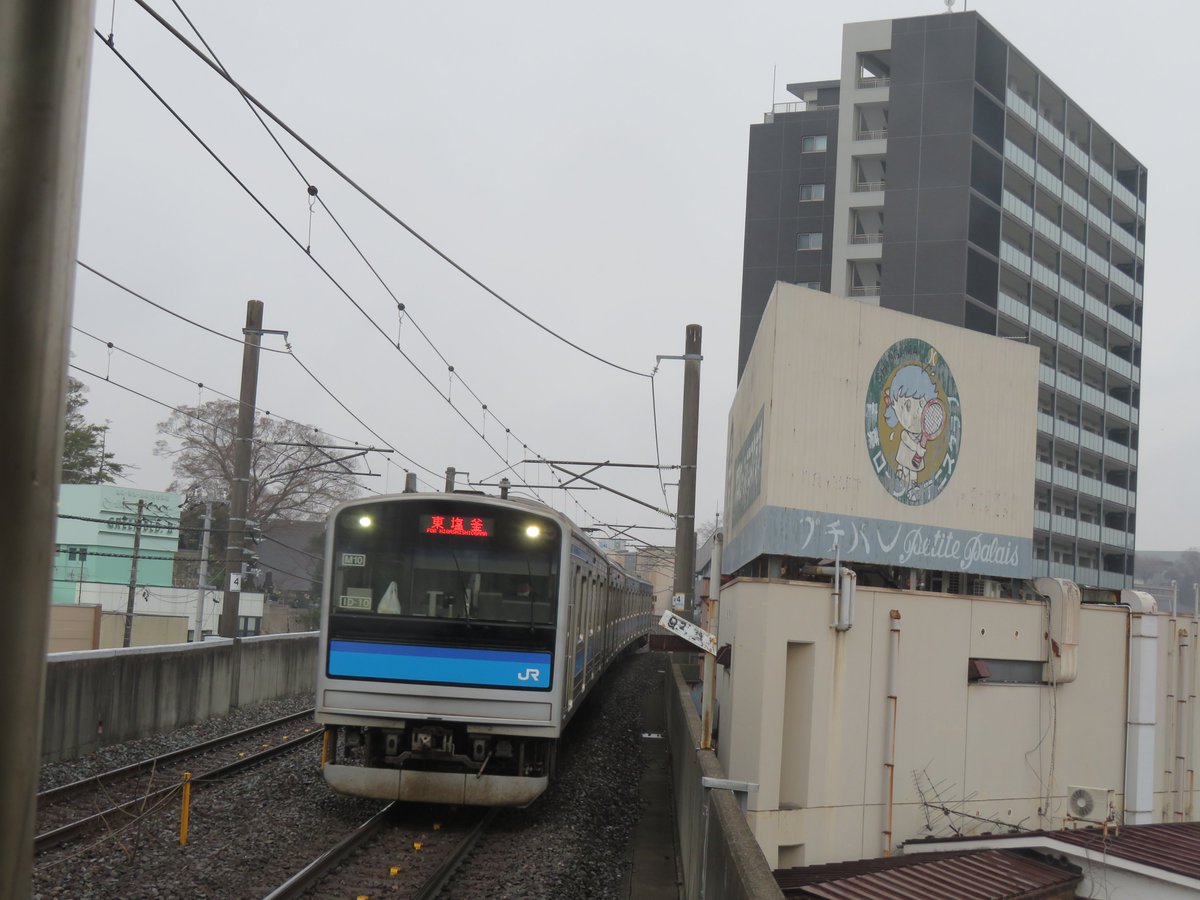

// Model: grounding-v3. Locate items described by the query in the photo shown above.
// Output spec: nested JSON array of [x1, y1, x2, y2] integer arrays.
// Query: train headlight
[[358, 515, 373, 528], [525, 525, 540, 538]]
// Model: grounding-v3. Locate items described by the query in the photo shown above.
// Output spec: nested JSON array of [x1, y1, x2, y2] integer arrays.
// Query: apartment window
[[801, 135, 828, 153], [796, 232, 823, 251], [799, 183, 825, 202]]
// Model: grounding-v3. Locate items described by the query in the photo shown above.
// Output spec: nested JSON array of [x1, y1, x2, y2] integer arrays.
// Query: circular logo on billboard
[[865, 338, 962, 505]]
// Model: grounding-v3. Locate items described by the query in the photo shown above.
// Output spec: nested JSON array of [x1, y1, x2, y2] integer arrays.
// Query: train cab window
[[328, 500, 561, 642]]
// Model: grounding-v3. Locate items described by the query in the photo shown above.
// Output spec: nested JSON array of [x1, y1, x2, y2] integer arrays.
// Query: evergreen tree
[[61, 377, 127, 484]]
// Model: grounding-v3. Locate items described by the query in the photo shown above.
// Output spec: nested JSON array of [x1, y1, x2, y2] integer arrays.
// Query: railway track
[[36, 709, 319, 854], [262, 804, 497, 899]]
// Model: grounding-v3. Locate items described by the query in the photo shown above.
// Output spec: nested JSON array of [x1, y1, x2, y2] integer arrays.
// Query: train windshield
[[328, 499, 561, 635]]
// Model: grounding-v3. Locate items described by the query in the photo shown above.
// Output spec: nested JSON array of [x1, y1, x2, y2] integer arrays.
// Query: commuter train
[[315, 491, 654, 806]]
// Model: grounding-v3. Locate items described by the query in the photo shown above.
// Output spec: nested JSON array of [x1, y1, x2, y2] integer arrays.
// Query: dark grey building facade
[[739, 11, 1146, 589]]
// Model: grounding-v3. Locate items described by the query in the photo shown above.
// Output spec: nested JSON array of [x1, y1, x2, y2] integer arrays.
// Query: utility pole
[[0, 3, 96, 894], [670, 324, 702, 621], [220, 300, 264, 638], [194, 501, 214, 641], [122, 500, 146, 648]]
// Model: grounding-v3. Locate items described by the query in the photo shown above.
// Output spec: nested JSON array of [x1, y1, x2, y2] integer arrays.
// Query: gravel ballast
[[33, 649, 671, 899]]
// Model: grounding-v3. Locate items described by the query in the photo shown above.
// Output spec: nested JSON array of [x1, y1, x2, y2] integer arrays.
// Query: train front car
[[316, 494, 566, 806]]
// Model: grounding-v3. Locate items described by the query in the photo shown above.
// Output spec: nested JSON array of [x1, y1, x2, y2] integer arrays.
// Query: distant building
[[258, 519, 324, 604], [53, 485, 183, 605], [739, 10, 1145, 590], [50, 485, 263, 645]]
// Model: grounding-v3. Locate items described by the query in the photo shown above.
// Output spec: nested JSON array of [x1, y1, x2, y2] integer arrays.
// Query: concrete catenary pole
[[672, 325, 702, 621], [193, 500, 213, 641], [701, 530, 723, 750], [122, 500, 146, 647], [220, 300, 264, 638], [0, 2, 96, 894]]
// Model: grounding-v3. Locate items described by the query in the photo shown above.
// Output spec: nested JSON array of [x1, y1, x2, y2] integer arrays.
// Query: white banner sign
[[658, 611, 717, 655]]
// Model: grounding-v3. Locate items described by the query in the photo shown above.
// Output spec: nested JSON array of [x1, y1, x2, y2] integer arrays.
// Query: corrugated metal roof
[[905, 821, 1200, 882], [1050, 821, 1200, 880], [776, 849, 1081, 899]]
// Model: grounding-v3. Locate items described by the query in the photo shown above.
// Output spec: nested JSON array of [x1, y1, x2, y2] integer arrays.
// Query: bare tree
[[155, 400, 362, 524]]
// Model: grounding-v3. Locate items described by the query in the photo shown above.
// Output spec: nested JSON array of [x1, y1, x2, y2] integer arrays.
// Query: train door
[[565, 563, 580, 707]]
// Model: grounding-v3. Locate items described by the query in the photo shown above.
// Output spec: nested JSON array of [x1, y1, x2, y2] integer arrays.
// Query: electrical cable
[[132, 0, 651, 380], [67, 364, 378, 501], [71, 276, 440, 488], [164, 0, 472, 403], [93, 31, 546, 501], [77, 260, 288, 352], [90, 27, 660, 524]]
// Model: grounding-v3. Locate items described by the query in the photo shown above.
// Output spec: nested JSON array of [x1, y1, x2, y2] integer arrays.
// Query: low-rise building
[[714, 285, 1189, 872]]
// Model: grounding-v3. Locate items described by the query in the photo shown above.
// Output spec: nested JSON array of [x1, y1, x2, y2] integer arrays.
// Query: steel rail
[[35, 730, 320, 854], [412, 808, 498, 900], [39, 708, 315, 804], [260, 802, 397, 900]]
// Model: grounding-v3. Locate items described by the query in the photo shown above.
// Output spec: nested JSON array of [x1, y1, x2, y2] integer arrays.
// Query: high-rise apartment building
[[739, 11, 1145, 588]]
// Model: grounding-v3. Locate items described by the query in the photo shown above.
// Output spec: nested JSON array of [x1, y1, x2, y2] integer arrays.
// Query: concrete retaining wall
[[667, 660, 783, 900], [42, 633, 316, 763]]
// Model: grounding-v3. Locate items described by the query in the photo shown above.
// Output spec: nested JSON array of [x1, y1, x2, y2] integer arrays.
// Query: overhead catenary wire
[[146, 5, 608, 519], [90, 23, 669, 526], [74, 266, 441, 485], [67, 363, 381, 499], [132, 0, 650, 380], [164, 0, 479, 407], [91, 31, 557, 505]]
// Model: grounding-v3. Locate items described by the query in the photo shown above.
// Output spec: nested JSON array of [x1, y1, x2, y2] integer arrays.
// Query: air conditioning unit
[[1066, 785, 1114, 824]]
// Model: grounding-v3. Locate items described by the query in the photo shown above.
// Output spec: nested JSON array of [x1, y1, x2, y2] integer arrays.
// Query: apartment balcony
[[1002, 190, 1034, 226], [854, 129, 888, 141], [856, 76, 891, 89], [1003, 140, 1036, 178], [1078, 474, 1104, 500], [849, 285, 882, 297], [1063, 186, 1088, 216], [849, 232, 883, 244], [1112, 179, 1138, 215], [1099, 571, 1130, 589], [998, 291, 1029, 324], [1051, 514, 1077, 537], [1006, 89, 1038, 129], [1000, 241, 1031, 275]]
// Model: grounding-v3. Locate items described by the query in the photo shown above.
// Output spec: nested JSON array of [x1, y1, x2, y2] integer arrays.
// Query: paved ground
[[622, 651, 682, 899]]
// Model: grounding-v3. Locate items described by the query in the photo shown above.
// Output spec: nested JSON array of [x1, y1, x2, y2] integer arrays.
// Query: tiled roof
[[776, 849, 1081, 899]]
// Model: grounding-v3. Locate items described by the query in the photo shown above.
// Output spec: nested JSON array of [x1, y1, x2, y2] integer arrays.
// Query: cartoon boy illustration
[[883, 365, 944, 491]]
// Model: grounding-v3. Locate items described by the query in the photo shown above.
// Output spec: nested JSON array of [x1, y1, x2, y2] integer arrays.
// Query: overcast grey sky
[[69, 0, 1197, 551]]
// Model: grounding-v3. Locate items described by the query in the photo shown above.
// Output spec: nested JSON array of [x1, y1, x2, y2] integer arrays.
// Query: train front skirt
[[323, 762, 548, 807]]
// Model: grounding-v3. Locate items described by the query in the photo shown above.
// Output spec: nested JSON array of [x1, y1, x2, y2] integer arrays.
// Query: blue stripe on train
[[329, 640, 552, 689]]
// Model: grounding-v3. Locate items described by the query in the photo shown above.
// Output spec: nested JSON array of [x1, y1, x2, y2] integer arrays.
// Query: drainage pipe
[[804, 564, 857, 632], [883, 609, 901, 856], [1190, 612, 1198, 818], [1177, 626, 1191, 821], [1121, 590, 1158, 825]]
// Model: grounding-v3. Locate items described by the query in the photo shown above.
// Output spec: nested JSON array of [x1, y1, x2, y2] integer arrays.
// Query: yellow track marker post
[[180, 772, 193, 846]]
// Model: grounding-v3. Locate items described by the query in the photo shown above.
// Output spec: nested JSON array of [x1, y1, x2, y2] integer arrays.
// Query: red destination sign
[[422, 515, 492, 537]]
